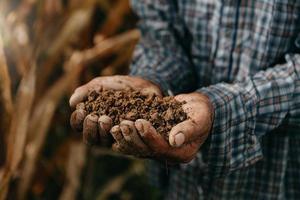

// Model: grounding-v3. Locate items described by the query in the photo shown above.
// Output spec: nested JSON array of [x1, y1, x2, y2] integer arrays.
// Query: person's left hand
[[110, 92, 214, 163]]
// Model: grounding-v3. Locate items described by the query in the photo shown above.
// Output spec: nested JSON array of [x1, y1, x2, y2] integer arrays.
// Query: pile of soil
[[83, 89, 188, 140]]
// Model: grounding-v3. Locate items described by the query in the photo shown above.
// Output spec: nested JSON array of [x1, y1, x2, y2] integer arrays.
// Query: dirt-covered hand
[[111, 92, 214, 163], [168, 92, 214, 148], [69, 75, 162, 146]]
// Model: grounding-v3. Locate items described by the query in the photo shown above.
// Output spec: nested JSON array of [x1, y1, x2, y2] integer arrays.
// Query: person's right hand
[[69, 75, 162, 146]]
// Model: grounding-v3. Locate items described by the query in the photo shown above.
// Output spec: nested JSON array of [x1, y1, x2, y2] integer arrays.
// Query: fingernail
[[174, 132, 185, 147], [69, 93, 81, 107], [99, 121, 110, 132], [169, 135, 175, 146], [70, 109, 86, 131], [98, 122, 107, 138], [89, 114, 99, 122], [69, 95, 76, 106], [135, 121, 144, 135], [111, 126, 122, 140], [99, 115, 112, 124], [120, 125, 130, 136], [83, 114, 99, 145], [98, 116, 112, 131]]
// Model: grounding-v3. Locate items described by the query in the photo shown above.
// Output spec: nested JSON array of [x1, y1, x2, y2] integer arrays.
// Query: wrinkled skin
[[70, 75, 214, 163], [70, 75, 162, 146]]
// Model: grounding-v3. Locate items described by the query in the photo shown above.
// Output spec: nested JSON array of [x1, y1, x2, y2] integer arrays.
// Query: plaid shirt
[[129, 0, 300, 199]]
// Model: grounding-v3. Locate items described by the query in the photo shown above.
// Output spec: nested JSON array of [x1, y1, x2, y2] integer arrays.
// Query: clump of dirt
[[84, 89, 188, 140]]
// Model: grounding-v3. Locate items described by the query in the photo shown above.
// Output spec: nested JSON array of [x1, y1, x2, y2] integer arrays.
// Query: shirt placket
[[210, 0, 241, 83]]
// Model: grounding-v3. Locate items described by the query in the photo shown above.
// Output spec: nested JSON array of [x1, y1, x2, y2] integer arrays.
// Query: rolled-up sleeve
[[129, 0, 196, 95], [198, 54, 300, 177]]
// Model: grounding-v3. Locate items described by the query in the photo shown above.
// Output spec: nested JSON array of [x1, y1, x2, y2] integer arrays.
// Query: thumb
[[69, 86, 89, 108], [169, 120, 201, 147], [135, 119, 168, 150], [140, 87, 162, 97]]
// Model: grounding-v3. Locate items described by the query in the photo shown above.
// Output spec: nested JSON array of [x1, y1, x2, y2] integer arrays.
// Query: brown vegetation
[[0, 0, 158, 199]]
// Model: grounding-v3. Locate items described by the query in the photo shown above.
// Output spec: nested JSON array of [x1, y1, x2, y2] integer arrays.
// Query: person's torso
[[156, 1, 300, 199]]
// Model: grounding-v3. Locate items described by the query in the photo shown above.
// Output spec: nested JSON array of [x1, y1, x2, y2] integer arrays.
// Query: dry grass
[[0, 1, 147, 199]]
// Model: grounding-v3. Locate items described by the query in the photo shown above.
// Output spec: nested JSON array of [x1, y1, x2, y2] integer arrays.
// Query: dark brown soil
[[83, 89, 188, 140]]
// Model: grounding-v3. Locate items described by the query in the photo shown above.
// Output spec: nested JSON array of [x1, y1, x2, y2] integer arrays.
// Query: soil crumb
[[83, 89, 188, 140]]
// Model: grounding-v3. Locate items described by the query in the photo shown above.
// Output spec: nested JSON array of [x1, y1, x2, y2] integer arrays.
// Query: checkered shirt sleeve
[[199, 54, 300, 177], [129, 0, 196, 95]]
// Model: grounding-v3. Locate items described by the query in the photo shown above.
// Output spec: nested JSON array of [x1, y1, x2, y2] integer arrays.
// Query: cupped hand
[[111, 92, 214, 163], [69, 75, 162, 146]]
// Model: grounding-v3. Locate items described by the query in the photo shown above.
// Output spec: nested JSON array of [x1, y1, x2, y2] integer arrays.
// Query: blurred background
[[0, 0, 161, 199]]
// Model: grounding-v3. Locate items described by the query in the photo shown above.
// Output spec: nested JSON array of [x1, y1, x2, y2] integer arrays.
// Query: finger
[[169, 120, 205, 147], [112, 138, 136, 155], [98, 115, 113, 146], [99, 76, 151, 94], [69, 77, 123, 108], [69, 78, 118, 108], [111, 126, 137, 155], [120, 121, 137, 142], [174, 94, 190, 102], [83, 114, 100, 145], [140, 87, 162, 97], [175, 93, 204, 103], [120, 120, 149, 150], [115, 76, 162, 96], [89, 76, 131, 91], [70, 103, 87, 132], [168, 142, 200, 163], [112, 142, 131, 155], [112, 142, 120, 152], [110, 125, 125, 144], [70, 76, 163, 108], [69, 85, 90, 107], [123, 76, 162, 96], [69, 77, 129, 108], [134, 119, 200, 163], [110, 131, 136, 156], [135, 119, 169, 152], [112, 138, 151, 158], [175, 93, 211, 105]]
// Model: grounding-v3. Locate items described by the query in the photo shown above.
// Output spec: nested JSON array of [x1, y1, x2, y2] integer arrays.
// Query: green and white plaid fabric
[[130, 0, 300, 199]]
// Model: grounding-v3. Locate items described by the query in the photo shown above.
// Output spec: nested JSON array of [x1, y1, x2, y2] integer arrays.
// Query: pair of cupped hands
[[69, 76, 214, 163]]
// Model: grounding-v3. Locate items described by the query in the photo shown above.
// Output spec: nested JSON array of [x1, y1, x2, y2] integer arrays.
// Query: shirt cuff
[[198, 83, 263, 177]]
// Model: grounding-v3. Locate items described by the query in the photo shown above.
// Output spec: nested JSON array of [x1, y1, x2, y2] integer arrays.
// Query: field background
[[0, 0, 161, 199]]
